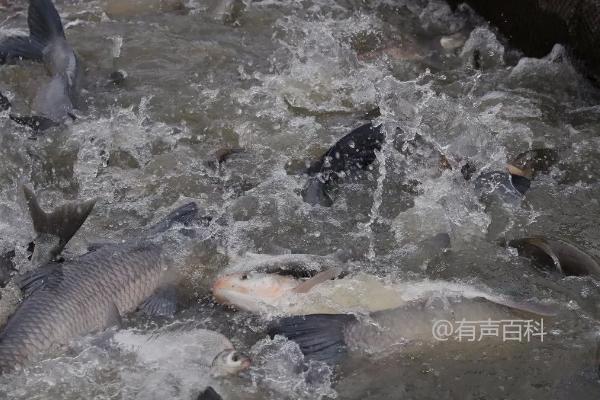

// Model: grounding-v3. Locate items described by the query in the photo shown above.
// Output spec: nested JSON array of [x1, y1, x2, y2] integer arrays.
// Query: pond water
[[0, 0, 599, 399]]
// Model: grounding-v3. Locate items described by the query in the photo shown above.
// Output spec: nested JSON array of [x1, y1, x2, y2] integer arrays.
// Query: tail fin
[[268, 314, 355, 364], [22, 184, 96, 264], [0, 36, 44, 64], [146, 202, 205, 235], [27, 0, 65, 46]]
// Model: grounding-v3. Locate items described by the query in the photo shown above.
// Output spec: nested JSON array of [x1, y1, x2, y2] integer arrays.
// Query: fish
[[113, 320, 251, 377], [301, 123, 385, 206], [508, 237, 600, 279], [0, 0, 82, 129], [213, 270, 556, 317], [269, 295, 558, 365], [0, 194, 203, 373], [473, 148, 558, 204]]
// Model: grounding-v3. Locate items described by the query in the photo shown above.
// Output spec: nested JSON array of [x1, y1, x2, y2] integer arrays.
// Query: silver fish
[[114, 320, 251, 377], [0, 193, 201, 373]]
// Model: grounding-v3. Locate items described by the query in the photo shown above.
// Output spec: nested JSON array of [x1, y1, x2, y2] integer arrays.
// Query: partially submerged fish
[[113, 320, 251, 377], [473, 148, 558, 204], [508, 237, 600, 279], [0, 190, 203, 373], [269, 295, 557, 364], [213, 270, 555, 317], [0, 0, 82, 129], [301, 123, 385, 206]]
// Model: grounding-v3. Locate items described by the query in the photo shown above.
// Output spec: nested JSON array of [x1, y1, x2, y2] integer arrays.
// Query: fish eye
[[241, 274, 248, 281], [231, 353, 240, 362]]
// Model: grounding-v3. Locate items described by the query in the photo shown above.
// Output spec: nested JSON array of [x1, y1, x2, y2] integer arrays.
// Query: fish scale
[[0, 242, 166, 373]]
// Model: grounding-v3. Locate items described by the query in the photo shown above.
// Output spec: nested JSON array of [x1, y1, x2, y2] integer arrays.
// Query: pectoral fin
[[139, 284, 178, 317], [106, 303, 122, 329], [292, 267, 343, 294]]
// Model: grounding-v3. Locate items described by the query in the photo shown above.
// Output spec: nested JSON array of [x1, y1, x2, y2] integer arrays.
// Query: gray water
[[0, 0, 600, 399]]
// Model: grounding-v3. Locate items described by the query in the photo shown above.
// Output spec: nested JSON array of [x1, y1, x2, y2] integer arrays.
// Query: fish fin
[[197, 387, 222, 400], [10, 114, 59, 131], [146, 202, 203, 235], [139, 284, 178, 317], [22, 184, 96, 263], [292, 267, 343, 294], [106, 303, 122, 329], [0, 36, 44, 64], [268, 314, 355, 364], [16, 262, 63, 297], [27, 0, 65, 46], [322, 123, 385, 173]]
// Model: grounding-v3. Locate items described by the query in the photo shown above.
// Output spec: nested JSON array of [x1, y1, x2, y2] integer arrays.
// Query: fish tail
[[0, 36, 44, 64], [28, 0, 65, 46], [268, 314, 355, 364], [22, 184, 96, 262]]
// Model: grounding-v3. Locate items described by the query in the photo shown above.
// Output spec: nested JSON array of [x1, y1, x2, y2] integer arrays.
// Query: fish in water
[[213, 270, 555, 317], [508, 236, 600, 279], [0, 185, 94, 287], [269, 295, 557, 364], [0, 0, 82, 130], [0, 192, 203, 373], [472, 148, 559, 204], [301, 123, 385, 207], [113, 320, 251, 377]]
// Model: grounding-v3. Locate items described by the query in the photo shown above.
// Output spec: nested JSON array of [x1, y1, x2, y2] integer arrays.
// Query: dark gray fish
[[270, 296, 557, 364], [301, 123, 385, 206], [0, 199, 201, 373], [508, 237, 600, 279], [1, 0, 82, 129]]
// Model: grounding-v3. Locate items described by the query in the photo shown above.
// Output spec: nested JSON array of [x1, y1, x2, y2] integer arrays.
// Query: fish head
[[212, 272, 298, 312], [210, 349, 251, 377]]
